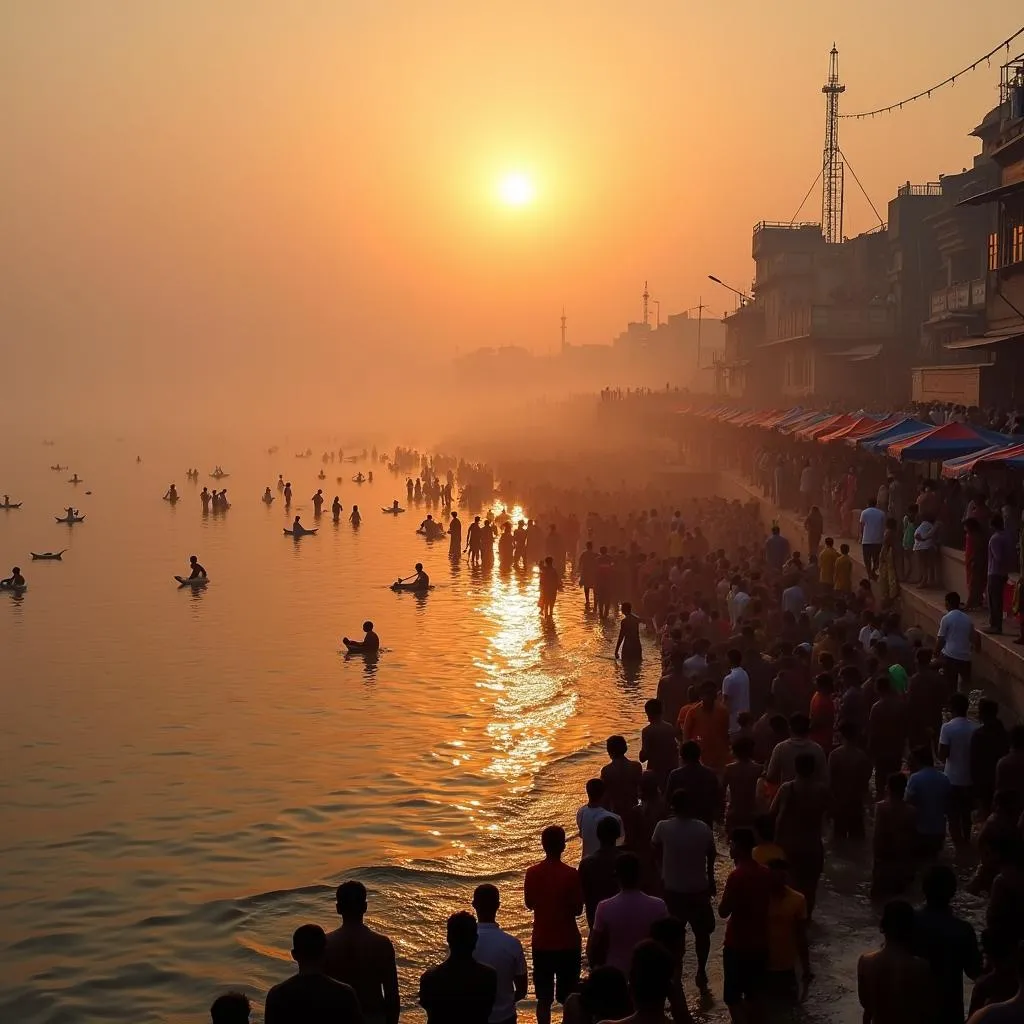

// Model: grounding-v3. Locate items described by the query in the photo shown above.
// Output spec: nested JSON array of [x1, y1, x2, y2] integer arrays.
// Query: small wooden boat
[[0, 501, 22, 509], [68, 476, 83, 484], [55, 514, 85, 524], [31, 551, 66, 560]]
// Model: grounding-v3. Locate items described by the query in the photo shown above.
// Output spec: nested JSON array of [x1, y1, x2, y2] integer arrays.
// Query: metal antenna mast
[[821, 45, 846, 244], [560, 307, 567, 352], [642, 281, 650, 327]]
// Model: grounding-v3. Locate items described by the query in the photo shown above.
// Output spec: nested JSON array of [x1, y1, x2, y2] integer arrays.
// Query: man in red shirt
[[524, 825, 584, 1024], [718, 827, 772, 1023]]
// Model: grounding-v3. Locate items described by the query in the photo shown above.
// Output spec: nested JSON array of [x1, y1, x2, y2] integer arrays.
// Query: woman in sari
[[879, 517, 901, 609]]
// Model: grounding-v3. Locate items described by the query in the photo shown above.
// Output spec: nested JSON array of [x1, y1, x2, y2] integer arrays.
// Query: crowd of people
[[198, 486, 1024, 1024]]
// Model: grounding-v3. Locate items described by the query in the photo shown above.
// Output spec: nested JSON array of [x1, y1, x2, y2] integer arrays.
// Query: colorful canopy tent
[[941, 442, 1024, 479], [796, 413, 858, 440], [886, 422, 1006, 462], [857, 418, 932, 452], [819, 415, 896, 443], [778, 410, 830, 434]]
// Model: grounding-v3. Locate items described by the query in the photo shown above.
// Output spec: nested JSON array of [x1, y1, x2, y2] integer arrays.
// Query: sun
[[497, 172, 535, 207]]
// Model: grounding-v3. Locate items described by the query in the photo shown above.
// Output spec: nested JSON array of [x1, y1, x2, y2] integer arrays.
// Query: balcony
[[929, 280, 987, 316], [767, 304, 894, 345], [897, 182, 943, 198], [752, 221, 823, 260]]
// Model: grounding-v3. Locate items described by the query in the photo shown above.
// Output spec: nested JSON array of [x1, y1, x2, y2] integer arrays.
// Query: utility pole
[[560, 306, 567, 353], [653, 300, 660, 328], [642, 280, 650, 327], [821, 44, 846, 244]]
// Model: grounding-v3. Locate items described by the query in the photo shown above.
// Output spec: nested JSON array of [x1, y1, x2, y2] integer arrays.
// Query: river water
[[0, 437, 976, 1023]]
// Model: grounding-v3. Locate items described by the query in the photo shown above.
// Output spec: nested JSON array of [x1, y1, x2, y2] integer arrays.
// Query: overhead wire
[[839, 26, 1024, 119]]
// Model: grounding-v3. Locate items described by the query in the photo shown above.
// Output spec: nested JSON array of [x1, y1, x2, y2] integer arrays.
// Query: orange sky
[[1, 2, 1021, 421]]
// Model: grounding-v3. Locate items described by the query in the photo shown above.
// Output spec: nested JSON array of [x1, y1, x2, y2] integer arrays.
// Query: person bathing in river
[[615, 601, 643, 661], [187, 555, 207, 580], [332, 497, 342, 522], [350, 505, 361, 526], [0, 566, 25, 589], [448, 511, 462, 558], [277, 474, 285, 492], [284, 482, 293, 506], [342, 621, 380, 653], [396, 563, 430, 591], [263, 487, 274, 504], [164, 484, 178, 501], [312, 489, 324, 516], [539, 556, 561, 617]]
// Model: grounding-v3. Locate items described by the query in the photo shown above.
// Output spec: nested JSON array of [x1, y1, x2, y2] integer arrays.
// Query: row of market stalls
[[681, 404, 1024, 478]]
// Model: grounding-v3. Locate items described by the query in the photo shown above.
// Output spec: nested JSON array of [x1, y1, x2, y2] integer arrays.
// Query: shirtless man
[[324, 881, 400, 1024], [771, 753, 829, 918], [639, 699, 679, 791], [342, 621, 380, 654], [186, 555, 207, 580], [465, 516, 483, 565], [722, 737, 763, 832], [577, 541, 598, 609], [872, 773, 917, 898], [615, 602, 643, 662], [829, 722, 873, 841], [857, 899, 933, 1024]]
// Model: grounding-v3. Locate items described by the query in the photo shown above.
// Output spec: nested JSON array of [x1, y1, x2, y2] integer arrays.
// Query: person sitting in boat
[[2, 495, 10, 506], [165, 484, 178, 501], [187, 555, 207, 580], [64, 506, 78, 518], [0, 566, 25, 589], [350, 505, 361, 526], [410, 563, 429, 589], [263, 487, 274, 503], [292, 515, 306, 533], [390, 500, 402, 512], [342, 621, 380, 653]]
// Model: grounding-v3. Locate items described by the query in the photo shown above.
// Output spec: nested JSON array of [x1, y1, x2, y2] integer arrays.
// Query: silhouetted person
[[210, 992, 251, 1024], [418, 911, 497, 1024], [325, 881, 400, 1024], [264, 923, 363, 1024]]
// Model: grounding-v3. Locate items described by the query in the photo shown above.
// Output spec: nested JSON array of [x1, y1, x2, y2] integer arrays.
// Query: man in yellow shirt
[[834, 543, 854, 594], [818, 537, 838, 589], [765, 858, 812, 1004]]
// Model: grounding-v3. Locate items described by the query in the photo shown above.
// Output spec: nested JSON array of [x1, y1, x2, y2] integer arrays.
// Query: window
[[989, 232, 999, 271], [1015, 224, 1024, 265]]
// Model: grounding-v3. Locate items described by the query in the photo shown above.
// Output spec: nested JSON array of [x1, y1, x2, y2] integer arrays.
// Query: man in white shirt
[[721, 649, 750, 736], [472, 884, 528, 1024], [859, 499, 887, 581], [935, 591, 976, 694], [575, 778, 623, 859], [728, 578, 750, 628], [938, 691, 979, 847]]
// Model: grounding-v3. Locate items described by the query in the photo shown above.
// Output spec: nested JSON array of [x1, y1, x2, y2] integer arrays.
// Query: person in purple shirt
[[986, 515, 1014, 635]]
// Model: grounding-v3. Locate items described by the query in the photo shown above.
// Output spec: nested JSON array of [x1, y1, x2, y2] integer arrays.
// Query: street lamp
[[707, 275, 753, 306]]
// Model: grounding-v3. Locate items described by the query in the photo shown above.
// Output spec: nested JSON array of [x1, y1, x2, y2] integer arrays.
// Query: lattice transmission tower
[[821, 44, 846, 244]]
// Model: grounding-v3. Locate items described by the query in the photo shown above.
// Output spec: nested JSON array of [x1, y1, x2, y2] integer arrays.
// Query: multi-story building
[[929, 55, 1024, 408], [752, 220, 893, 403]]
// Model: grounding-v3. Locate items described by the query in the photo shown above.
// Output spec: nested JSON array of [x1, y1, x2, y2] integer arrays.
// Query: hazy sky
[[1, 2, 1020, 421]]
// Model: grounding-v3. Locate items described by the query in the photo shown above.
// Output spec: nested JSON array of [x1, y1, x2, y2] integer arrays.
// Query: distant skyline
[[1, 2, 1021, 422]]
